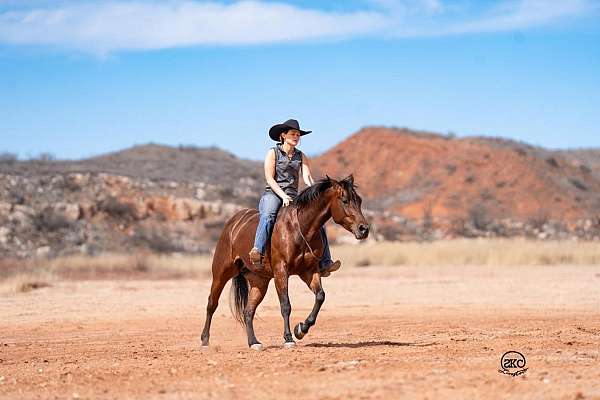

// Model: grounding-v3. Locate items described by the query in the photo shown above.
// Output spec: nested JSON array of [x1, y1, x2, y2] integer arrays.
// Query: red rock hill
[[314, 127, 600, 237]]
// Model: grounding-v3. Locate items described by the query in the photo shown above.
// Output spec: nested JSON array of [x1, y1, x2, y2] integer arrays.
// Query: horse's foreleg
[[244, 274, 269, 351], [294, 271, 324, 340], [274, 270, 295, 347]]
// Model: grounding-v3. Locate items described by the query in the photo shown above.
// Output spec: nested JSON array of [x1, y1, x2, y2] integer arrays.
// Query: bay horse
[[200, 175, 369, 350]]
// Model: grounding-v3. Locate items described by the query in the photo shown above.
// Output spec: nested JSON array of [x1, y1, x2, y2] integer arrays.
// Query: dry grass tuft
[[332, 239, 600, 267], [0, 269, 56, 294]]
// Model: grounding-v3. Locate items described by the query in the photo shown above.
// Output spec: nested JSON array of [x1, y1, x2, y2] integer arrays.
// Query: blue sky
[[1, 0, 599, 161]]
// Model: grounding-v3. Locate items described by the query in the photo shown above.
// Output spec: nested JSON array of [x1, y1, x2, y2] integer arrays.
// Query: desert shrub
[[528, 211, 549, 230], [480, 189, 494, 201], [514, 148, 527, 157], [569, 178, 588, 191], [218, 187, 235, 199], [421, 206, 433, 232], [445, 164, 457, 175], [449, 217, 467, 236], [7, 189, 25, 205], [468, 202, 490, 231], [33, 207, 72, 232], [130, 230, 185, 253], [34, 152, 55, 161], [376, 224, 403, 241], [355, 258, 371, 267], [178, 144, 200, 151], [97, 197, 135, 220], [545, 157, 559, 168], [0, 152, 18, 164], [55, 176, 81, 192]]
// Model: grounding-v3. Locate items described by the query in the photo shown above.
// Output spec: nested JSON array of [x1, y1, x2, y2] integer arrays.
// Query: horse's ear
[[343, 174, 354, 186], [325, 174, 338, 186]]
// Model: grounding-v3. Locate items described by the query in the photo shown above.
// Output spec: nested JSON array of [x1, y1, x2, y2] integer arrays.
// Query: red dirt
[[1, 265, 599, 399]]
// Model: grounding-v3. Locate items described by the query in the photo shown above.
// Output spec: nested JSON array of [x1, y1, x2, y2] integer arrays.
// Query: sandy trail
[[1, 265, 599, 399]]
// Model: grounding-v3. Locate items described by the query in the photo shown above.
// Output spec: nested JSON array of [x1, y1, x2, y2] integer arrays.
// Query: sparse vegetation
[[0, 252, 212, 293], [130, 229, 187, 254], [1, 239, 598, 295], [569, 177, 588, 191], [0, 152, 18, 164], [97, 196, 136, 220], [34, 152, 56, 162], [468, 202, 490, 231], [546, 157, 559, 168], [32, 207, 73, 232], [332, 239, 600, 267], [445, 164, 457, 175]]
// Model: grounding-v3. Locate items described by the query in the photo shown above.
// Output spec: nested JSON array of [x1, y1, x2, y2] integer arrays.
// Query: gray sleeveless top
[[264, 144, 303, 198]]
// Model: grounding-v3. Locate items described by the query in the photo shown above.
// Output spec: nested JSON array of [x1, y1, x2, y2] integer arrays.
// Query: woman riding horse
[[200, 119, 370, 350], [249, 119, 341, 277]]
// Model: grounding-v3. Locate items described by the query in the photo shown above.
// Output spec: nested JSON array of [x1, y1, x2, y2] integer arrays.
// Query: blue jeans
[[253, 191, 333, 268]]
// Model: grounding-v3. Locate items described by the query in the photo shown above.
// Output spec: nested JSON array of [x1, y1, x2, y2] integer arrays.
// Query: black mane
[[294, 176, 359, 209]]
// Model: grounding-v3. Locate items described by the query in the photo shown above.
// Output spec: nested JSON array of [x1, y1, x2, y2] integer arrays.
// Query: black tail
[[230, 271, 248, 326]]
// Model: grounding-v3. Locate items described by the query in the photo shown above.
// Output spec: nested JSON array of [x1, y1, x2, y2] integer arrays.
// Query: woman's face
[[281, 129, 301, 147]]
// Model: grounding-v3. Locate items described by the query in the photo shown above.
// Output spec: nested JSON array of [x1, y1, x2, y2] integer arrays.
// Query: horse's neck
[[296, 195, 331, 241]]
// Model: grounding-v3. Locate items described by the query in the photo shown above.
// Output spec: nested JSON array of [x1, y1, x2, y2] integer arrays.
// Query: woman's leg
[[253, 192, 282, 255], [318, 226, 333, 268], [319, 226, 341, 276]]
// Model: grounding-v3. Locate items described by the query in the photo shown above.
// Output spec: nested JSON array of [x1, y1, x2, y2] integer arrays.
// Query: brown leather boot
[[319, 260, 341, 277], [249, 247, 264, 269]]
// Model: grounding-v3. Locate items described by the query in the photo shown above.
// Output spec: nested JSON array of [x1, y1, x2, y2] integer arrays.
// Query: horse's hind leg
[[243, 273, 269, 351], [294, 270, 325, 340], [200, 259, 236, 347]]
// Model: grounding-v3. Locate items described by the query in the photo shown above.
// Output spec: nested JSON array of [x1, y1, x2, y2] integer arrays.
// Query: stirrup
[[249, 248, 264, 269]]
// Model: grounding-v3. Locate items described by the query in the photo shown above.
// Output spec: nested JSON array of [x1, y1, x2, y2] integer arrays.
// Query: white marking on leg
[[250, 343, 263, 351]]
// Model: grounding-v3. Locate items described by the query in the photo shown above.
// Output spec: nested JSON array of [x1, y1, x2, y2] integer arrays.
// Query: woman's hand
[[282, 194, 293, 207]]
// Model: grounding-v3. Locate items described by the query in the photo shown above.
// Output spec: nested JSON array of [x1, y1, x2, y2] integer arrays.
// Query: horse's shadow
[[303, 340, 437, 349]]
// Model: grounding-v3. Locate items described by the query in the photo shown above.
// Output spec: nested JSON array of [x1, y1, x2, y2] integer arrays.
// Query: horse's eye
[[341, 198, 349, 205]]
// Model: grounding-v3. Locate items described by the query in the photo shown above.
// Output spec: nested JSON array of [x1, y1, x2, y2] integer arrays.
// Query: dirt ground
[[1, 264, 599, 399]]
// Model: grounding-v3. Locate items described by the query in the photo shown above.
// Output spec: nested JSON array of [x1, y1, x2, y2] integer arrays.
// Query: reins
[[293, 207, 322, 262]]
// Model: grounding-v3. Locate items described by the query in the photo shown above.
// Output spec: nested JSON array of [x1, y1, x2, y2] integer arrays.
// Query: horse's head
[[327, 175, 369, 240]]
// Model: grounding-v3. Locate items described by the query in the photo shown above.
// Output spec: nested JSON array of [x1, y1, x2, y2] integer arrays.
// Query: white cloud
[[440, 0, 596, 36], [0, 0, 390, 54], [0, 0, 595, 55]]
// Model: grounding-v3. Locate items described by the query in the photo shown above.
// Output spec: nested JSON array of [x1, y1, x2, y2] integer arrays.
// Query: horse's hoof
[[250, 343, 263, 351], [294, 323, 305, 340], [283, 341, 296, 349], [200, 344, 210, 351]]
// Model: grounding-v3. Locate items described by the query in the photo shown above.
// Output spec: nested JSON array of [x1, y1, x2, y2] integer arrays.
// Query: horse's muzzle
[[355, 223, 369, 240]]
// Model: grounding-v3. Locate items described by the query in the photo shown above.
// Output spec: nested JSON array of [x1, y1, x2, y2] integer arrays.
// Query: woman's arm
[[301, 153, 316, 187], [264, 149, 292, 205]]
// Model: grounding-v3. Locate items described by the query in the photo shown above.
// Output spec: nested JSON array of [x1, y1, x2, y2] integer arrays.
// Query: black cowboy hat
[[269, 119, 312, 141]]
